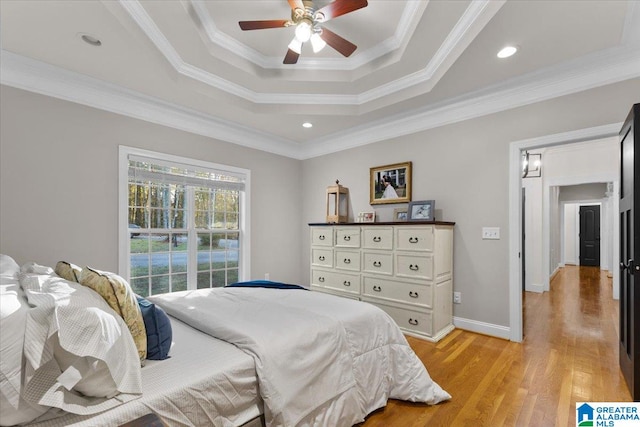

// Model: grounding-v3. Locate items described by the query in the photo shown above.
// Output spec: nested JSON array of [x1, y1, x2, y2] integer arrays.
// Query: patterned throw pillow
[[54, 261, 82, 282], [79, 267, 147, 361]]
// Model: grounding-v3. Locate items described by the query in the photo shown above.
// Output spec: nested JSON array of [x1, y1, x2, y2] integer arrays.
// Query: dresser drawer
[[362, 227, 393, 250], [362, 251, 393, 275], [311, 269, 360, 295], [362, 276, 432, 308], [311, 227, 333, 246], [311, 248, 333, 267], [396, 226, 434, 252], [367, 299, 433, 337], [335, 227, 361, 248], [335, 250, 361, 271], [396, 253, 433, 280]]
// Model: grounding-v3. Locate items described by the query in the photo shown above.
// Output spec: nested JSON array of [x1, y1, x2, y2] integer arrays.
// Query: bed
[[0, 255, 450, 427]]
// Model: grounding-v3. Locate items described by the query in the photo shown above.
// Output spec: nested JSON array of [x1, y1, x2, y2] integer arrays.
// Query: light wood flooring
[[358, 266, 631, 426]]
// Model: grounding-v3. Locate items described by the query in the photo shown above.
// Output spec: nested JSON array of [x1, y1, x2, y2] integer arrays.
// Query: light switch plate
[[482, 227, 500, 240]]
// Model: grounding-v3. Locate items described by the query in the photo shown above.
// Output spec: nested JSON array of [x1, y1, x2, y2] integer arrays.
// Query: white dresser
[[309, 222, 455, 342]]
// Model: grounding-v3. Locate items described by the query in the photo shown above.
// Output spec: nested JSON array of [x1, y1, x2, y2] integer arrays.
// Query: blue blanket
[[226, 280, 307, 290]]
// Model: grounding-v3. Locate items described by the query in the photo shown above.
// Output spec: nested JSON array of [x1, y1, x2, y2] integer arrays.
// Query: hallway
[[359, 266, 631, 426]]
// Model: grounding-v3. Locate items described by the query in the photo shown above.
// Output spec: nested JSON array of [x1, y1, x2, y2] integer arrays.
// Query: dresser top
[[308, 221, 455, 226]]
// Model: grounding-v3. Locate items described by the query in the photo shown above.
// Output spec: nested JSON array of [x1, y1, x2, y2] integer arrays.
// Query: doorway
[[508, 125, 621, 342]]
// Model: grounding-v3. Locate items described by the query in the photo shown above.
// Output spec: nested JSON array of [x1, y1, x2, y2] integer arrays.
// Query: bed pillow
[[54, 261, 82, 283], [136, 296, 173, 360], [1, 273, 51, 425], [20, 271, 142, 416], [79, 267, 147, 361], [0, 254, 20, 277]]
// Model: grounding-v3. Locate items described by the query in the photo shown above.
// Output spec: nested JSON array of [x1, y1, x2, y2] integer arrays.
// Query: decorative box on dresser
[[309, 221, 455, 342]]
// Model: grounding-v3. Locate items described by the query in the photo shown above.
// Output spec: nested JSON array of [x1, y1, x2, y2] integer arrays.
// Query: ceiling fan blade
[[315, 0, 368, 21], [320, 27, 357, 57], [283, 49, 300, 64], [239, 20, 289, 30], [288, 0, 304, 11]]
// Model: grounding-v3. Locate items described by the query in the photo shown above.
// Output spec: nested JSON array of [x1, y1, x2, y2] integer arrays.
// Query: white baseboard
[[526, 283, 544, 293], [453, 316, 511, 340]]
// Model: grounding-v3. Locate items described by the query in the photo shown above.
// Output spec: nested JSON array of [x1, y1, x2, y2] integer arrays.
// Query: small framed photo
[[408, 200, 435, 221], [358, 211, 376, 223], [393, 208, 408, 222]]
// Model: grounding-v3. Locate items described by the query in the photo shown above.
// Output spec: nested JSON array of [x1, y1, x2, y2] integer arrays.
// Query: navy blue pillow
[[136, 296, 172, 360], [226, 280, 307, 290]]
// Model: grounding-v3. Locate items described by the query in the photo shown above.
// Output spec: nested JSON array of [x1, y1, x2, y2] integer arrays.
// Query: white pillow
[[0, 274, 50, 425], [0, 254, 20, 277], [20, 272, 142, 415]]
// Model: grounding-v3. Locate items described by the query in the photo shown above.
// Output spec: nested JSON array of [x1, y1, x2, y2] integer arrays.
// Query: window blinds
[[128, 154, 245, 192]]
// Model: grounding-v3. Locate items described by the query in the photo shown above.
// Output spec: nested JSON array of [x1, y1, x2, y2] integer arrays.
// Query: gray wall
[[0, 86, 303, 283], [2, 77, 639, 333], [300, 79, 640, 328]]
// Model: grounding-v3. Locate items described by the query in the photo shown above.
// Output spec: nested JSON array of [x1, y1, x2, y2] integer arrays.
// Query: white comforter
[[148, 287, 450, 427]]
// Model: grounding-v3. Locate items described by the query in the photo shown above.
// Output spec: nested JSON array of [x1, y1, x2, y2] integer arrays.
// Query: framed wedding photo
[[370, 162, 412, 205], [408, 200, 435, 221]]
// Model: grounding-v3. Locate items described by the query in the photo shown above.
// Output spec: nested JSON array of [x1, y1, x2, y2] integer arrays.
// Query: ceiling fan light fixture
[[310, 33, 326, 53], [294, 20, 312, 43], [288, 37, 303, 54]]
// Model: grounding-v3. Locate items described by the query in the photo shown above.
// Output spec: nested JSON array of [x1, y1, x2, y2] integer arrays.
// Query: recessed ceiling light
[[302, 122, 313, 128], [497, 46, 517, 59], [79, 33, 102, 47]]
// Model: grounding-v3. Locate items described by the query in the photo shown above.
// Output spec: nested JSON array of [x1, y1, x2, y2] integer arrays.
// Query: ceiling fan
[[239, 0, 368, 64]]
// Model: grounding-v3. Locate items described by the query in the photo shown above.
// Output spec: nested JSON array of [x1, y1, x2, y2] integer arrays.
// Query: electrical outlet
[[453, 291, 462, 304], [264, 273, 270, 280], [482, 227, 500, 240]]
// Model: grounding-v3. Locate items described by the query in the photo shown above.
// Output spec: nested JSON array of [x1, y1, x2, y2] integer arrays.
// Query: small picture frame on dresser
[[358, 212, 376, 223], [408, 200, 435, 221], [393, 208, 408, 221]]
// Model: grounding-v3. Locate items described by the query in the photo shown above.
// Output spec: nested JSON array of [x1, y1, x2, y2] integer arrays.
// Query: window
[[119, 147, 250, 296]]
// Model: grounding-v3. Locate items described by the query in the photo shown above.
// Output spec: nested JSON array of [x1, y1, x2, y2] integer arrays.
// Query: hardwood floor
[[358, 266, 631, 427]]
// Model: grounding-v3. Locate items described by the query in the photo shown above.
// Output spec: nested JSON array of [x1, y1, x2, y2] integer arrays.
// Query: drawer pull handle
[[409, 291, 419, 298], [409, 237, 419, 243], [373, 285, 382, 292], [373, 236, 381, 242], [344, 258, 351, 264], [318, 277, 325, 282], [319, 256, 325, 261], [408, 318, 419, 326], [409, 264, 419, 271], [373, 261, 382, 267], [344, 235, 351, 241], [343, 281, 351, 287], [319, 235, 325, 240]]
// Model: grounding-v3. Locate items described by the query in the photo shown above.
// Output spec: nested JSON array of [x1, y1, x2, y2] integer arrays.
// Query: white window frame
[[118, 146, 251, 288]]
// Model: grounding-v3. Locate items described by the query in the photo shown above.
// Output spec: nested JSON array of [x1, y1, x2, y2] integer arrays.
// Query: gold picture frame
[[370, 161, 412, 205]]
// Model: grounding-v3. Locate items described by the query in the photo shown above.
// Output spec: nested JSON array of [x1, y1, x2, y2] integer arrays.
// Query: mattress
[[26, 316, 262, 427]]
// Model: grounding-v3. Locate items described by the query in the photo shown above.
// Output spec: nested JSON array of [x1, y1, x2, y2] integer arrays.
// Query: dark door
[[579, 205, 600, 267], [619, 103, 640, 400]]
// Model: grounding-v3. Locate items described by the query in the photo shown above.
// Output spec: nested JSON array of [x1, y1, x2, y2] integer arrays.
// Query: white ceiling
[[2, 0, 640, 159]]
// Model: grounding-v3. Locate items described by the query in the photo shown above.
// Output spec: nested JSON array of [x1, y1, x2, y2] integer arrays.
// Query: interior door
[[619, 103, 640, 400], [579, 205, 600, 267]]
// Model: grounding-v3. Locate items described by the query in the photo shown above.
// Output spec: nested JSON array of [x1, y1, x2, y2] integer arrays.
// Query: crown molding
[[2, 41, 638, 161], [300, 44, 640, 159], [0, 50, 303, 159], [119, 0, 499, 107]]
